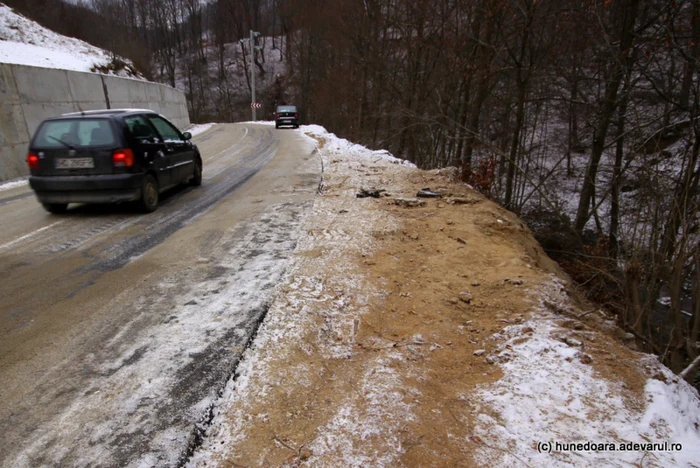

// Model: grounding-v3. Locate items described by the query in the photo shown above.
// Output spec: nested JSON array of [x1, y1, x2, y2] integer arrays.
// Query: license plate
[[56, 158, 94, 169]]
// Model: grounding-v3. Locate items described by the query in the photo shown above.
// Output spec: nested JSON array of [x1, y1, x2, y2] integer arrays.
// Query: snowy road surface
[[0, 124, 321, 467]]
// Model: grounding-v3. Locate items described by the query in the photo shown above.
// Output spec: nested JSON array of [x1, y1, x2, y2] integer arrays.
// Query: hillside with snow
[[0, 3, 142, 78]]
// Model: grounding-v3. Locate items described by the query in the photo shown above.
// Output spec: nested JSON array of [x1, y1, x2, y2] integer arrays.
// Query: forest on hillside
[[6, 0, 700, 382]]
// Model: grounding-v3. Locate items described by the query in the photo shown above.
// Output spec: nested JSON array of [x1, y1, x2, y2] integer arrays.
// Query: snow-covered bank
[[0, 3, 141, 77]]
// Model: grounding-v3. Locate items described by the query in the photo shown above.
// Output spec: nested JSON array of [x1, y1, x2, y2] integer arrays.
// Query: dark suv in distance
[[27, 109, 203, 213], [275, 105, 299, 129]]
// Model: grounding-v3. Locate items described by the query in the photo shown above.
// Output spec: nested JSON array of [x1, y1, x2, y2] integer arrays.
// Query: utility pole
[[250, 29, 256, 121], [249, 30, 261, 121]]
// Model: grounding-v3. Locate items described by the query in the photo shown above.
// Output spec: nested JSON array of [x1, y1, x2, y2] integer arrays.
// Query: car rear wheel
[[42, 203, 68, 214], [190, 159, 202, 186], [140, 175, 159, 213]]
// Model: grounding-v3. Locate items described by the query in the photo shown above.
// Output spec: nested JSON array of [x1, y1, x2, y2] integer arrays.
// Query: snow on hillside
[[0, 3, 142, 78]]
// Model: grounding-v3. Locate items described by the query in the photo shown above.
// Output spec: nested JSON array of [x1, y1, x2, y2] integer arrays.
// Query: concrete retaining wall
[[0, 64, 190, 181]]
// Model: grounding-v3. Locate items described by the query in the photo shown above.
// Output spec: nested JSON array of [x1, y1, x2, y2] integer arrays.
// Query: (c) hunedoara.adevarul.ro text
[[536, 441, 683, 454]]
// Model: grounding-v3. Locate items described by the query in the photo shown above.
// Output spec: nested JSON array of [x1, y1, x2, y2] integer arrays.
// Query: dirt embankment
[[191, 129, 696, 468]]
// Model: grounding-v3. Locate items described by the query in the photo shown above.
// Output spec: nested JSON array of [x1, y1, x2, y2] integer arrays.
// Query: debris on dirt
[[356, 188, 385, 198], [471, 281, 481, 287], [416, 188, 443, 198], [456, 237, 467, 245], [474, 349, 486, 356], [504, 278, 524, 286], [394, 197, 426, 207]]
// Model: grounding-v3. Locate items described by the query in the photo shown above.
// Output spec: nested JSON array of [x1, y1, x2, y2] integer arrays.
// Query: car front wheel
[[190, 159, 202, 186], [140, 174, 159, 213]]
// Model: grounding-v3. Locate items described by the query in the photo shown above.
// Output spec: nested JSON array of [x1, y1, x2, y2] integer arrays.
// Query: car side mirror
[[182, 132, 192, 141]]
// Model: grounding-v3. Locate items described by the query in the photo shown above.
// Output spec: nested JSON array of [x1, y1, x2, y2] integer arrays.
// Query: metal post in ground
[[250, 30, 256, 121]]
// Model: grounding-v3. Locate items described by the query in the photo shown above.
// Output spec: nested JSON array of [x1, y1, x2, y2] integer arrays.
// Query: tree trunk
[[505, 82, 526, 209], [574, 0, 640, 233], [609, 104, 625, 257]]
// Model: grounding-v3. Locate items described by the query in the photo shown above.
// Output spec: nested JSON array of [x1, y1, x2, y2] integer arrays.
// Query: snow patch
[[307, 353, 414, 467], [186, 123, 217, 137], [0, 177, 28, 191], [302, 125, 417, 168], [474, 275, 700, 467]]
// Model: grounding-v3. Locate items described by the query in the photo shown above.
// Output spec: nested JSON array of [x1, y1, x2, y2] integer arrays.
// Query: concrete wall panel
[[22, 102, 82, 136], [0, 64, 190, 181], [13, 67, 72, 104], [0, 65, 30, 180], [100, 74, 130, 103], [67, 72, 106, 106]]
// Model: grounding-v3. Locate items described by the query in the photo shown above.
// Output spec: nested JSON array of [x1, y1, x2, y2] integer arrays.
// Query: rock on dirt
[[459, 291, 473, 304], [394, 197, 427, 207], [447, 197, 480, 205], [416, 188, 443, 198], [578, 353, 593, 364], [563, 336, 583, 347]]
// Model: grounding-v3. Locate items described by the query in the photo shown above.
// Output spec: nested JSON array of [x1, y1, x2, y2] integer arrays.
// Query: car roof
[[57, 109, 156, 118]]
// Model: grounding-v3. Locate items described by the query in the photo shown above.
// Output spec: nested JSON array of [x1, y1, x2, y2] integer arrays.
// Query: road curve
[[0, 124, 321, 467]]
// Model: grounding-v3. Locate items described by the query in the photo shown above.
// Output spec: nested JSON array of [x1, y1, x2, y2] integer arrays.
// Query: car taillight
[[295, 113, 299, 119], [276, 113, 280, 119], [27, 152, 39, 170], [112, 148, 134, 167]]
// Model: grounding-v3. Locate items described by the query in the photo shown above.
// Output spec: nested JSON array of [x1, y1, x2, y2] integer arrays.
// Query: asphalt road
[[0, 124, 321, 467]]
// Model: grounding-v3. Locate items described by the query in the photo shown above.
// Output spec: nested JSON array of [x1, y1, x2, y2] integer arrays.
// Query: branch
[[680, 354, 700, 381]]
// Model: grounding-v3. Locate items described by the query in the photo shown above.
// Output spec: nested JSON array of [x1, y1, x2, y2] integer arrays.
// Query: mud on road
[[0, 124, 321, 467]]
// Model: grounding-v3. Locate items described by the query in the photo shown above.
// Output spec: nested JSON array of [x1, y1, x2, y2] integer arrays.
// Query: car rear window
[[277, 106, 297, 112], [34, 119, 116, 148]]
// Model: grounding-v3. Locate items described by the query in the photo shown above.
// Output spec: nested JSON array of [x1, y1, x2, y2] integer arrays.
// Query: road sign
[[250, 102, 261, 109]]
